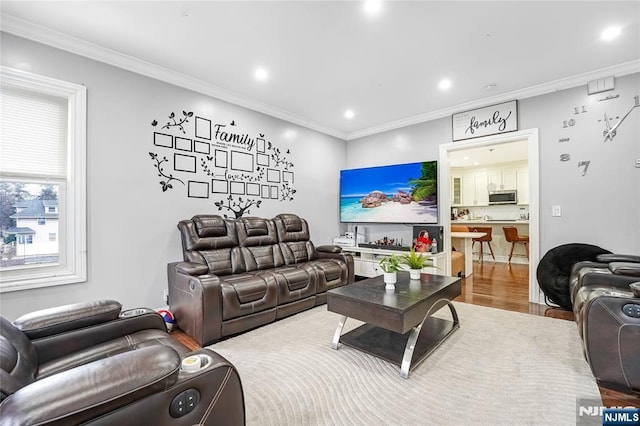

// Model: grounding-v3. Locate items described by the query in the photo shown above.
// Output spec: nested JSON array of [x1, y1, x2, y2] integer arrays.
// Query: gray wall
[[0, 33, 346, 319], [346, 73, 640, 256]]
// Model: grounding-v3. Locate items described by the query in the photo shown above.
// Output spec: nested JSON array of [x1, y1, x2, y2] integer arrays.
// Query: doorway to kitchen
[[439, 129, 540, 304]]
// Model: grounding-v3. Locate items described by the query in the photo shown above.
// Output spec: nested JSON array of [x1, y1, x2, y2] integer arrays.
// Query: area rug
[[209, 302, 601, 425]]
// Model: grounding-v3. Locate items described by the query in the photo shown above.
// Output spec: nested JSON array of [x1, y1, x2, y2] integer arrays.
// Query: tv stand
[[341, 246, 447, 278]]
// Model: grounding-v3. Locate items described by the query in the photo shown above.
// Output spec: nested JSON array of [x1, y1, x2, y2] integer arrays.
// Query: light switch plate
[[552, 205, 562, 217]]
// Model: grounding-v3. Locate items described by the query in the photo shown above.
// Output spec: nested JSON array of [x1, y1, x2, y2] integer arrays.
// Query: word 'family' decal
[[150, 111, 296, 218]]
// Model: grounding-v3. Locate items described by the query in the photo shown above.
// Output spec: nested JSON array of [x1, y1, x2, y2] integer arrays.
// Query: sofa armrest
[[13, 300, 123, 339], [0, 346, 181, 425], [168, 262, 224, 346], [175, 261, 210, 276], [596, 253, 640, 263], [609, 262, 640, 277], [316, 245, 343, 254], [32, 312, 169, 364], [581, 271, 640, 291], [316, 250, 355, 284]]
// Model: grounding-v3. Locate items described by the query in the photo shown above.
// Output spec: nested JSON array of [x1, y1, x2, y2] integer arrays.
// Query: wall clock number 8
[[602, 95, 639, 142]]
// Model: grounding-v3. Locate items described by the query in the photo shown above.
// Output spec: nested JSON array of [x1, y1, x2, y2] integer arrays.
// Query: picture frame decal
[[154, 132, 173, 148], [175, 137, 192, 152], [188, 181, 209, 198], [212, 179, 229, 194], [174, 153, 196, 173], [195, 116, 212, 140]]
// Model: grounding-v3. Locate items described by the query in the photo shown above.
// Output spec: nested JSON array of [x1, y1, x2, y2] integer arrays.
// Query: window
[[18, 235, 33, 244], [0, 67, 87, 292]]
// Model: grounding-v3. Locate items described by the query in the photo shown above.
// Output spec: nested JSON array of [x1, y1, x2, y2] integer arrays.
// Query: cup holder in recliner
[[119, 308, 156, 318], [181, 354, 213, 373], [630, 282, 640, 298]]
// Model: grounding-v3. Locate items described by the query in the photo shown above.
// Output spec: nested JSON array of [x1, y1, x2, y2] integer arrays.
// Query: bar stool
[[472, 227, 495, 262], [503, 226, 529, 262]]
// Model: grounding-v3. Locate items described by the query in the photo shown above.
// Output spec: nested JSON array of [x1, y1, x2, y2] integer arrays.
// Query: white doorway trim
[[439, 128, 541, 303]]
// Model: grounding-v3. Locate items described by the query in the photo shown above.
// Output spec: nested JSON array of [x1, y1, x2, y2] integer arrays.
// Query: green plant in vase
[[379, 254, 402, 289], [401, 247, 434, 279]]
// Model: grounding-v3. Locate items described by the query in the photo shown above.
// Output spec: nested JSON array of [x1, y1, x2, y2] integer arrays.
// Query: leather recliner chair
[[0, 300, 245, 425], [569, 254, 640, 393]]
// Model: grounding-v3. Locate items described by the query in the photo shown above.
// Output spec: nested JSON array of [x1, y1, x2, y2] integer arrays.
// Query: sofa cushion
[[198, 247, 237, 276], [220, 274, 278, 321], [237, 217, 278, 246], [280, 241, 315, 264], [274, 214, 310, 242], [193, 215, 229, 237], [179, 215, 238, 253]]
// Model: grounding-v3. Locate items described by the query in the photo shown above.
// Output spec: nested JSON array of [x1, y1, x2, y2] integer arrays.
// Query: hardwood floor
[[455, 259, 640, 408], [172, 259, 639, 408]]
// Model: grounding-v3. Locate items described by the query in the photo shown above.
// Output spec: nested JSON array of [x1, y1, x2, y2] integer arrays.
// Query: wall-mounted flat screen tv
[[340, 161, 438, 223]]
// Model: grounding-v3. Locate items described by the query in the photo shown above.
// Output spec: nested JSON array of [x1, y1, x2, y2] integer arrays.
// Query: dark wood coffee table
[[327, 272, 461, 378]]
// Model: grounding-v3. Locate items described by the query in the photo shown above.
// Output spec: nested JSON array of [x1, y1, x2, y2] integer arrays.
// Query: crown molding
[[0, 13, 347, 140], [346, 59, 640, 140], [2, 13, 638, 142]]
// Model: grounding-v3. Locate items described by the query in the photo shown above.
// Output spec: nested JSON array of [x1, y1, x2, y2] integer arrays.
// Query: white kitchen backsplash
[[460, 204, 529, 220]]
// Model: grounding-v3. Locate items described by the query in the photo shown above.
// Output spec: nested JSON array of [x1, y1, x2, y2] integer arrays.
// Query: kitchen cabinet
[[489, 169, 517, 190], [451, 175, 462, 206], [461, 172, 488, 206]]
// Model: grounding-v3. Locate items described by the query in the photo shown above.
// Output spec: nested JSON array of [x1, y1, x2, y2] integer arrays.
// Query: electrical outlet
[[552, 205, 562, 217], [163, 289, 169, 305]]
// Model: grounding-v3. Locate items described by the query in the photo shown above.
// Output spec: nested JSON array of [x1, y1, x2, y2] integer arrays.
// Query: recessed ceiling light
[[364, 0, 382, 15], [601, 26, 621, 41], [254, 67, 269, 81], [344, 109, 355, 119], [438, 78, 452, 91]]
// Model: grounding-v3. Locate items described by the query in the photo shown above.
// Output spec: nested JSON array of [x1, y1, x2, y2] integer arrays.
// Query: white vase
[[409, 268, 422, 280], [383, 272, 397, 290]]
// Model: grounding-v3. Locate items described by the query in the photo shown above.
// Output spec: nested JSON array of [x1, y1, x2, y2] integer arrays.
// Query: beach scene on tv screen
[[340, 161, 438, 223]]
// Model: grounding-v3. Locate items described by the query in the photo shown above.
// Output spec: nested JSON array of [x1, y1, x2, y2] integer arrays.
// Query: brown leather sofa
[[0, 300, 245, 425], [168, 213, 355, 346], [569, 254, 640, 393]]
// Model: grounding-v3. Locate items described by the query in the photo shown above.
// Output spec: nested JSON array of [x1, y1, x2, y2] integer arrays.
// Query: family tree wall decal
[[149, 110, 296, 218]]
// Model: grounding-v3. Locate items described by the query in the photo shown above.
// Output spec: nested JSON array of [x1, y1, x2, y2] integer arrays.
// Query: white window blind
[[1, 86, 68, 178], [0, 66, 87, 292]]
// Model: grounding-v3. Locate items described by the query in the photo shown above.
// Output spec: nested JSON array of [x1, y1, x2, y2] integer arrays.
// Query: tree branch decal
[[149, 152, 185, 191], [267, 141, 294, 170], [214, 195, 262, 218], [160, 111, 193, 134], [280, 182, 296, 201]]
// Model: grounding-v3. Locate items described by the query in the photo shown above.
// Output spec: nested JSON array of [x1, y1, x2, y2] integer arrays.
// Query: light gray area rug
[[210, 302, 601, 426]]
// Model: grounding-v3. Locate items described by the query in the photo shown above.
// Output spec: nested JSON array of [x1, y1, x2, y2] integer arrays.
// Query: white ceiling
[[1, 1, 639, 140], [448, 140, 528, 168]]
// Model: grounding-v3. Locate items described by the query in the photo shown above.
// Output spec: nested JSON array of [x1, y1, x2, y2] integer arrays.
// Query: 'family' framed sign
[[452, 100, 518, 141]]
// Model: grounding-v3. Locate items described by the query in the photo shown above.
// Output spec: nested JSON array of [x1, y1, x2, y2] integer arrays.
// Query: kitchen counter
[[450, 220, 529, 264], [452, 219, 529, 225]]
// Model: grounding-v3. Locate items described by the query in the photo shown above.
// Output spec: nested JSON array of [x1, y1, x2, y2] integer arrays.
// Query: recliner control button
[[622, 304, 640, 318], [170, 389, 200, 417]]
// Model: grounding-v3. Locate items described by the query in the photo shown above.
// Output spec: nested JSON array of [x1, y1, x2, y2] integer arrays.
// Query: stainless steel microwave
[[488, 190, 517, 205]]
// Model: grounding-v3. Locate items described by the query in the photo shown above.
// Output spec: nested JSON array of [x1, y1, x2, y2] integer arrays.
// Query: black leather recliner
[[569, 254, 640, 393], [0, 300, 245, 425]]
